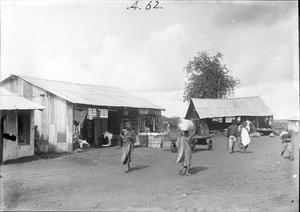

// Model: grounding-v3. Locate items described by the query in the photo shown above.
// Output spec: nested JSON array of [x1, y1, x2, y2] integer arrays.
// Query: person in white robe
[[241, 122, 251, 153]]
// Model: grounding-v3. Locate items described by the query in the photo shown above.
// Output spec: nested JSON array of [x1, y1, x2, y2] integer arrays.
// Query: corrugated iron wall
[[1, 110, 34, 162], [1, 77, 72, 153]]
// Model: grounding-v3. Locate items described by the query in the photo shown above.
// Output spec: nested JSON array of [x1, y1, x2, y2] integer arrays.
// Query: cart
[[190, 134, 213, 151], [256, 128, 274, 136]]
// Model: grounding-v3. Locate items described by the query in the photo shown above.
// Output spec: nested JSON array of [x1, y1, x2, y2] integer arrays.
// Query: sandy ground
[[0, 133, 299, 212]]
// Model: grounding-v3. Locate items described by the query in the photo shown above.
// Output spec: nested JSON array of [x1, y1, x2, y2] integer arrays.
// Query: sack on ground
[[269, 133, 275, 137]]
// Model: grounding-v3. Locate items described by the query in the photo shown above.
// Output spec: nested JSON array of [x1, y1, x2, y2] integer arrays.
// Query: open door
[[93, 118, 108, 146]]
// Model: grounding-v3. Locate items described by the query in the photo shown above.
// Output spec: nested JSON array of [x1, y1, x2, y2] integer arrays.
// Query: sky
[[1, 0, 299, 119]]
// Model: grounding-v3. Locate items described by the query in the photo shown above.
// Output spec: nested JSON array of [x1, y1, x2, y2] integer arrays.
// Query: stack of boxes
[[138, 133, 171, 149]]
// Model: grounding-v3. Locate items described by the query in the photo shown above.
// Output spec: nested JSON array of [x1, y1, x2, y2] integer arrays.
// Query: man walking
[[227, 120, 238, 154]]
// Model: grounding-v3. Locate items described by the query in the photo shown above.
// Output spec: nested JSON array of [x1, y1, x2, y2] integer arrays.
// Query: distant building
[[1, 75, 164, 153], [0, 88, 45, 163], [185, 97, 274, 135], [287, 116, 299, 133]]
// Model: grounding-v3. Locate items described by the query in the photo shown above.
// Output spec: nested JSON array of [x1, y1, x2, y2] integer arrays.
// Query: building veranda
[[1, 75, 164, 153]]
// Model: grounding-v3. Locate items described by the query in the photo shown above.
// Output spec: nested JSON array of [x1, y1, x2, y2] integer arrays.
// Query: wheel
[[171, 140, 177, 153], [191, 140, 196, 151], [208, 139, 213, 150]]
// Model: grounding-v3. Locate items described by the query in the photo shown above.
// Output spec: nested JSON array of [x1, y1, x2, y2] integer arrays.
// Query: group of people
[[35, 118, 294, 175], [227, 119, 251, 154], [227, 119, 294, 160], [120, 120, 195, 175], [121, 118, 294, 175]]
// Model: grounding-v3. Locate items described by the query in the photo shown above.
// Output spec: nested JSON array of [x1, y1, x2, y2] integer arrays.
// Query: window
[[225, 117, 235, 123], [212, 117, 222, 123], [18, 111, 31, 145]]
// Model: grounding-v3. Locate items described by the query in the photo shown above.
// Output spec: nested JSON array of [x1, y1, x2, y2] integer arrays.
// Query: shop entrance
[[81, 118, 93, 144], [93, 118, 108, 146], [108, 111, 119, 134], [74, 108, 122, 147]]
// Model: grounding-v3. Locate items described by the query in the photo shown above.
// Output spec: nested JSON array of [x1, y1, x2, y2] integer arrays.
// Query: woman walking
[[120, 121, 135, 173]]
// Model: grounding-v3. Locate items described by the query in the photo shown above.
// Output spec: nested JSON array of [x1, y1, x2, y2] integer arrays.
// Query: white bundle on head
[[178, 118, 195, 131]]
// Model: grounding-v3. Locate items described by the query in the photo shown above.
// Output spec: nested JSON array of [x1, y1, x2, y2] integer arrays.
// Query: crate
[[148, 137, 162, 148], [162, 141, 171, 151], [148, 142, 162, 148], [139, 135, 149, 148]]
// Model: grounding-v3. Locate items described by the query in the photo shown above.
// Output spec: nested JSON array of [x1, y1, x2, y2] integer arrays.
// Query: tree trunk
[[217, 77, 221, 99]]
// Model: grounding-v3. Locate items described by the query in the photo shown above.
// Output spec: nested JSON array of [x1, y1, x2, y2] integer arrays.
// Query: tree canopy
[[183, 51, 240, 102]]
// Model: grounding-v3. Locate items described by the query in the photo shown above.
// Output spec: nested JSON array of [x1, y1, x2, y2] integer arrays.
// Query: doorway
[[93, 118, 108, 146]]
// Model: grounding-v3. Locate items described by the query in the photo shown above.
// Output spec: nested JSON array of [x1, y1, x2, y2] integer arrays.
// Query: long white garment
[[241, 127, 251, 146]]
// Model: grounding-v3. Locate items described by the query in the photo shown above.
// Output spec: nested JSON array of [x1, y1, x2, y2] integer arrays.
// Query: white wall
[[288, 120, 299, 133], [2, 110, 34, 162]]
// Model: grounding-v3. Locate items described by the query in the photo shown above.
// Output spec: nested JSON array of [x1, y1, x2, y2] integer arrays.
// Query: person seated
[[103, 131, 113, 146]]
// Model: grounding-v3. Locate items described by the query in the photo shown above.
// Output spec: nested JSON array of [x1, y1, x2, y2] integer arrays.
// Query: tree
[[183, 51, 240, 102]]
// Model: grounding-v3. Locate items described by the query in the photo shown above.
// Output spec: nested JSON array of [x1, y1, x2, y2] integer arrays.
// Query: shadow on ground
[[283, 156, 294, 160], [231, 150, 254, 154], [130, 165, 150, 171], [189, 166, 209, 174], [2, 152, 72, 165], [193, 148, 211, 153]]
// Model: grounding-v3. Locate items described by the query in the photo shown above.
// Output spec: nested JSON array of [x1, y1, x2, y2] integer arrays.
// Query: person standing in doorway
[[34, 125, 41, 155], [227, 120, 239, 154], [120, 121, 135, 173]]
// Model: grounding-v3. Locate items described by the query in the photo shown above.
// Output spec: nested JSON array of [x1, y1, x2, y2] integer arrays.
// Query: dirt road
[[0, 134, 299, 211]]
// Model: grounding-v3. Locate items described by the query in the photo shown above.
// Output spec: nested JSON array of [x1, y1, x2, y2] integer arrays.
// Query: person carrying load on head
[[176, 119, 196, 176]]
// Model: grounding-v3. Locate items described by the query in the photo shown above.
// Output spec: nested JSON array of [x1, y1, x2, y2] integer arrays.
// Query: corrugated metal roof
[[188, 96, 274, 119], [0, 88, 46, 110], [15, 75, 164, 110], [286, 116, 300, 121]]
